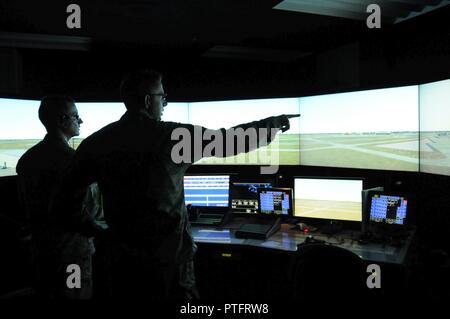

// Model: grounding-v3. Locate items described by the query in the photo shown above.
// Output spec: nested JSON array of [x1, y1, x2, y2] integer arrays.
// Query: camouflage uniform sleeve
[[81, 183, 103, 221], [50, 143, 105, 238]]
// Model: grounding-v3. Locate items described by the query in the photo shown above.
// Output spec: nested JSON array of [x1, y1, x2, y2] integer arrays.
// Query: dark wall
[[1, 6, 449, 102], [0, 176, 31, 295]]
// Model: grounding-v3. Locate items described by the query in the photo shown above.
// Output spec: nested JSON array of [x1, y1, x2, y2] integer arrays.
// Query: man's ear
[[144, 94, 151, 110]]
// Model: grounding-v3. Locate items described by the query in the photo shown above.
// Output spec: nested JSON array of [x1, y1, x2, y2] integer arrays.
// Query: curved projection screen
[[0, 100, 126, 177], [0, 98, 43, 177], [420, 79, 450, 176], [3, 79, 450, 176], [299, 85, 419, 171], [187, 98, 300, 165]]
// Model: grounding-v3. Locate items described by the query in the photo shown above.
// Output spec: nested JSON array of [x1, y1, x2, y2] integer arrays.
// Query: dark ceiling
[[0, 0, 449, 101]]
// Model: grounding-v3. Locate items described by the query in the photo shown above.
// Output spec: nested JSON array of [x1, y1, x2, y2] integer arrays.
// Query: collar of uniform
[[43, 133, 70, 148], [121, 109, 157, 122]]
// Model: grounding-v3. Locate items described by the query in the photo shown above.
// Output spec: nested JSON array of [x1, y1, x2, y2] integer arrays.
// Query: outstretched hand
[[280, 114, 300, 132]]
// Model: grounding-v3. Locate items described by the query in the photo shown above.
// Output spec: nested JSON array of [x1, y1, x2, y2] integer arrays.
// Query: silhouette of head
[[120, 69, 167, 121], [293, 244, 367, 301], [38, 95, 82, 139]]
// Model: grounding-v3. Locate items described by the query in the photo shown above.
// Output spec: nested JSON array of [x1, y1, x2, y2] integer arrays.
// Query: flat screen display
[[258, 188, 292, 215], [230, 181, 273, 213], [183, 175, 230, 207], [294, 177, 363, 221], [369, 193, 408, 225]]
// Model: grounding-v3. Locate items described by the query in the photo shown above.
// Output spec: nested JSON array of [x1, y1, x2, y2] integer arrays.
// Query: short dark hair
[[120, 69, 162, 110], [38, 95, 75, 129]]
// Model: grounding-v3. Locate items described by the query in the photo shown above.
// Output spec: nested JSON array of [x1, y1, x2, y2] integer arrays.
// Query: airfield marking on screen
[[3, 79, 450, 176]]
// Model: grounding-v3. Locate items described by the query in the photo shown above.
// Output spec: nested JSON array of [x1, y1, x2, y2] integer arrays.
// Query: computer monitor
[[294, 177, 363, 222], [257, 188, 293, 216], [369, 193, 408, 225], [361, 187, 385, 234], [230, 179, 273, 214], [183, 175, 230, 207]]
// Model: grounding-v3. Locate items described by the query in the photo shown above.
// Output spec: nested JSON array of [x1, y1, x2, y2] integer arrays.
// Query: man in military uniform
[[52, 69, 298, 300], [17, 95, 102, 299]]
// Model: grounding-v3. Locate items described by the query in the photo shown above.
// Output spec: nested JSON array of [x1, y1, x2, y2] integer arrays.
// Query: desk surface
[[191, 220, 415, 265]]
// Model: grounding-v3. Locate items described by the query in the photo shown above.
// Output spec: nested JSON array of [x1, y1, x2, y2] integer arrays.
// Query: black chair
[[289, 243, 367, 301]]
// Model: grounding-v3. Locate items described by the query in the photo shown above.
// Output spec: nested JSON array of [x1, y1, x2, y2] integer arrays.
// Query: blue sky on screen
[[294, 178, 363, 202], [299, 85, 419, 134], [0, 99, 128, 139], [161, 102, 189, 123], [0, 98, 44, 139], [419, 79, 450, 131], [1, 87, 420, 139], [187, 98, 300, 134], [76, 102, 125, 138]]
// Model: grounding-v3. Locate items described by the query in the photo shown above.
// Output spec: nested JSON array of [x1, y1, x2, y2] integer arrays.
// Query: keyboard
[[190, 213, 231, 226], [235, 217, 281, 239]]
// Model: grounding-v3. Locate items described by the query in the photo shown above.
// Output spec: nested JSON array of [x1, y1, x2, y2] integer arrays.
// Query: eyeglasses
[[148, 93, 168, 106], [62, 114, 81, 122]]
